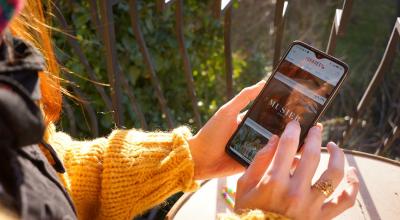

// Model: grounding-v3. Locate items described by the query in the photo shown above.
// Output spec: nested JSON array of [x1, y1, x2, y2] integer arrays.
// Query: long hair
[[9, 0, 62, 125]]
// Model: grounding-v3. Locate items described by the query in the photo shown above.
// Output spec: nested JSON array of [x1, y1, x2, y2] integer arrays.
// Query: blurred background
[[53, 0, 400, 161]]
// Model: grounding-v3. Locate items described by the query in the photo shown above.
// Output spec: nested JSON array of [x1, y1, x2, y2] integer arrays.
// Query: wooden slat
[[272, 0, 288, 68], [337, 0, 353, 34], [156, 0, 175, 12], [174, 0, 202, 127], [212, 0, 234, 99], [128, 0, 175, 129], [99, 0, 124, 127], [88, 0, 103, 39], [326, 0, 353, 55], [224, 4, 233, 99], [213, 0, 233, 18], [273, 0, 284, 26], [341, 18, 400, 145], [53, 6, 113, 112], [105, 1, 148, 130], [376, 125, 400, 156]]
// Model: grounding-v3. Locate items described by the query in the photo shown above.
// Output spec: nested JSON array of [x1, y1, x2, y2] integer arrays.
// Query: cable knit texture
[[44, 124, 197, 220], [42, 124, 289, 220]]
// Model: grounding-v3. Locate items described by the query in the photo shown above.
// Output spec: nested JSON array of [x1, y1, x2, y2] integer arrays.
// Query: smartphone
[[225, 41, 349, 166]]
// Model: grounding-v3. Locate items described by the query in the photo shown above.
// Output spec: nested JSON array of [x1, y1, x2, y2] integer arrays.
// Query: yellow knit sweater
[[42, 124, 288, 220]]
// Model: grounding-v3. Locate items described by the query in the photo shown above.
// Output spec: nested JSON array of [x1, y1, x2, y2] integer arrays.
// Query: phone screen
[[227, 43, 347, 165]]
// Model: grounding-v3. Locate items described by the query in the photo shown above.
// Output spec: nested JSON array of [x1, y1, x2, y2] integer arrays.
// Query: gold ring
[[312, 179, 334, 197]]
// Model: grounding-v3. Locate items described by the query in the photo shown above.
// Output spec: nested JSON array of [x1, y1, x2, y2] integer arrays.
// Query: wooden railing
[[272, 0, 288, 69], [341, 18, 400, 156], [325, 0, 353, 55], [56, 0, 399, 156], [129, 0, 172, 129]]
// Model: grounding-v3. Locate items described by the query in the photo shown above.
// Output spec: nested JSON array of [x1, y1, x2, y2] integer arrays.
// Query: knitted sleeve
[[43, 124, 289, 220], [44, 124, 198, 220]]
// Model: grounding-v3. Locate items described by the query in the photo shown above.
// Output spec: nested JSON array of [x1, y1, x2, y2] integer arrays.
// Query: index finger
[[267, 120, 301, 176]]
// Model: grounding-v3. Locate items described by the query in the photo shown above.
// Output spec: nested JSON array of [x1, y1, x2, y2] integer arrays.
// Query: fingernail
[[327, 141, 337, 147], [288, 120, 300, 129], [315, 123, 323, 131], [326, 142, 338, 151], [311, 126, 322, 134]]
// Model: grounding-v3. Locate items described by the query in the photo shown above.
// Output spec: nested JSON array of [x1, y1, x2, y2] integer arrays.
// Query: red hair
[[9, 0, 62, 125]]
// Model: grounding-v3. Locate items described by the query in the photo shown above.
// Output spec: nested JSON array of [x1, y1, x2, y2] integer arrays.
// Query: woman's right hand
[[234, 121, 359, 220]]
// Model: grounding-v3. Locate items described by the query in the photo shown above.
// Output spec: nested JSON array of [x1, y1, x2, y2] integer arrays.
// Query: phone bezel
[[225, 40, 349, 167]]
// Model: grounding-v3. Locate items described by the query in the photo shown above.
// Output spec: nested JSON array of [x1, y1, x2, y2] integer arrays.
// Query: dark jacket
[[0, 33, 77, 220]]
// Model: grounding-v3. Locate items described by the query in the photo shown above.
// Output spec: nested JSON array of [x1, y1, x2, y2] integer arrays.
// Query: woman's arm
[[44, 124, 197, 220], [43, 80, 358, 220], [41, 81, 267, 220]]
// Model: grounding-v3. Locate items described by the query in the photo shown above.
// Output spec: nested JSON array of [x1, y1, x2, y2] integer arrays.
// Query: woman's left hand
[[188, 80, 265, 180]]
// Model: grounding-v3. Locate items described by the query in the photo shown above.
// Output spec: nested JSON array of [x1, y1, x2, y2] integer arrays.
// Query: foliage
[[53, 0, 400, 156], [53, 0, 260, 138]]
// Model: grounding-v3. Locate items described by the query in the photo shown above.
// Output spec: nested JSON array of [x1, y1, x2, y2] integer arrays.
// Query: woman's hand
[[235, 121, 360, 220], [188, 80, 266, 180]]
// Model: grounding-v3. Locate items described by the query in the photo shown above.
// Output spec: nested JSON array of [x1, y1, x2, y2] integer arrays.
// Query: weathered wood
[[376, 125, 400, 156], [128, 0, 175, 129], [174, 0, 202, 127], [103, 1, 148, 130], [99, 0, 124, 127], [213, 0, 233, 18], [212, 0, 234, 100], [341, 18, 400, 145], [88, 0, 102, 39], [272, 1, 288, 68], [326, 0, 353, 55], [156, 0, 175, 12], [224, 4, 233, 99], [273, 0, 284, 27]]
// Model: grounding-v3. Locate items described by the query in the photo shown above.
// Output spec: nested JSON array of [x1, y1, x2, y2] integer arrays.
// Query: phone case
[[225, 41, 349, 167]]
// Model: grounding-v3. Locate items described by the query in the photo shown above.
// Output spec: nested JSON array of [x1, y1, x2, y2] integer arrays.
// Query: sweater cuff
[[170, 126, 199, 192], [217, 210, 290, 220], [100, 126, 199, 218]]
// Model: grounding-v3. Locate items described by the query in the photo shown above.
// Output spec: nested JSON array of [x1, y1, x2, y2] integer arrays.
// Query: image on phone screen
[[227, 43, 347, 165]]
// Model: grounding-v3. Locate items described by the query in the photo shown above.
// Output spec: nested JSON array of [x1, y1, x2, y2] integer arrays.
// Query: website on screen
[[230, 45, 345, 162]]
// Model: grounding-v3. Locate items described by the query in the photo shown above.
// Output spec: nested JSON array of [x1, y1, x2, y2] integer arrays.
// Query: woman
[[1, 0, 359, 219]]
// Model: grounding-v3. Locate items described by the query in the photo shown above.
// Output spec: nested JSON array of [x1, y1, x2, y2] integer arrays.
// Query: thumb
[[237, 135, 279, 194], [220, 80, 265, 115]]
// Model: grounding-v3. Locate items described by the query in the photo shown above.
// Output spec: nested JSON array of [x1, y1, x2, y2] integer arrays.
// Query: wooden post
[[99, 0, 125, 127]]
